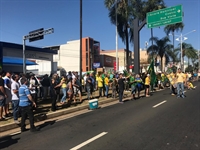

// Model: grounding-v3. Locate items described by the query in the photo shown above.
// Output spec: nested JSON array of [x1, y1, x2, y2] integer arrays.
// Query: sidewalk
[[0, 90, 135, 132]]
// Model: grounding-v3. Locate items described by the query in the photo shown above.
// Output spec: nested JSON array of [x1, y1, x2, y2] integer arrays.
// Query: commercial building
[[53, 37, 100, 72], [100, 49, 132, 71], [0, 41, 58, 74]]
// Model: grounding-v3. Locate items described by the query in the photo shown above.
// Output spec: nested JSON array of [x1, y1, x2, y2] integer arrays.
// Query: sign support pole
[[23, 37, 26, 74]]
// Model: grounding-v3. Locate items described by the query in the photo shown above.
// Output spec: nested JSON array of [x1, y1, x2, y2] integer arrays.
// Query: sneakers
[[181, 95, 185, 98], [14, 120, 20, 124], [119, 102, 124, 104]]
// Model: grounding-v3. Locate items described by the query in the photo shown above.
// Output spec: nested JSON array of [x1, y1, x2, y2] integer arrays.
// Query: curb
[[0, 95, 119, 132]]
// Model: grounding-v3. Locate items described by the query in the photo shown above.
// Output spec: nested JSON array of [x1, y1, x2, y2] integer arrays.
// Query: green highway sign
[[147, 5, 183, 28]]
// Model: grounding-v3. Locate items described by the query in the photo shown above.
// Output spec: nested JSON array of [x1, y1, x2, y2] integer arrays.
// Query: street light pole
[[198, 49, 200, 71], [115, 0, 118, 72], [23, 37, 26, 74], [174, 30, 196, 71], [80, 0, 82, 91], [180, 33, 183, 70]]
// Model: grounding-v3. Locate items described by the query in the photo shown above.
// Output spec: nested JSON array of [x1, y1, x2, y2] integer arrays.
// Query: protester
[[111, 76, 117, 98], [11, 74, 20, 124], [19, 77, 38, 132], [176, 68, 186, 98], [135, 74, 143, 98], [0, 72, 7, 121], [50, 74, 61, 111], [3, 71, 12, 117], [129, 73, 136, 100], [60, 76, 67, 104], [117, 73, 125, 103], [145, 74, 150, 97], [104, 74, 109, 98]]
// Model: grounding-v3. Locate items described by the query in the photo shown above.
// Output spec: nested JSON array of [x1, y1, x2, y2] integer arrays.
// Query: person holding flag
[[147, 59, 157, 93]]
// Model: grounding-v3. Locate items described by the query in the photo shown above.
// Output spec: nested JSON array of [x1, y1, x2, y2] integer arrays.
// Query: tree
[[104, 0, 166, 71], [104, 0, 132, 71], [147, 36, 173, 71], [164, 23, 184, 52], [174, 43, 198, 67]]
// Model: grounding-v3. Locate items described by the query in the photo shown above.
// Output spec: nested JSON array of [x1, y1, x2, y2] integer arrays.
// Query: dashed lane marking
[[153, 100, 167, 108], [70, 132, 108, 150]]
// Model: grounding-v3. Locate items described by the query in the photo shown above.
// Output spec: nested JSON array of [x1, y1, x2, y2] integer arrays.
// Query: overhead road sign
[[147, 5, 183, 28]]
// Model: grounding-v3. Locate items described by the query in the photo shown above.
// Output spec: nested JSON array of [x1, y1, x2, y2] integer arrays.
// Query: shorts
[[145, 85, 150, 88], [5, 89, 11, 104], [73, 87, 80, 95], [131, 86, 136, 94], [0, 97, 5, 107]]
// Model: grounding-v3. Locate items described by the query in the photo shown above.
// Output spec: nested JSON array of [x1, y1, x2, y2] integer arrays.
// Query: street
[[0, 82, 200, 150]]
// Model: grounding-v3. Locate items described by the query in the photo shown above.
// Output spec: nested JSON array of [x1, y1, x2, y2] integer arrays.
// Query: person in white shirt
[[3, 71, 12, 117], [29, 74, 37, 105], [11, 74, 20, 124]]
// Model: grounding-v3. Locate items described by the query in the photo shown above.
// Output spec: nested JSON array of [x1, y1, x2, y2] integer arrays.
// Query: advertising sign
[[93, 63, 100, 68]]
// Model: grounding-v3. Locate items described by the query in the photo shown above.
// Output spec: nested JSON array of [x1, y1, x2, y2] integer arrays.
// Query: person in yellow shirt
[[60, 76, 67, 104], [145, 74, 150, 97], [176, 68, 186, 98], [186, 81, 196, 90], [97, 73, 104, 97], [104, 74, 109, 98]]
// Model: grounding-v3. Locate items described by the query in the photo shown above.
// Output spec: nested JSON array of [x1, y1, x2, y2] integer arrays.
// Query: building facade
[[53, 37, 100, 72], [100, 49, 132, 71]]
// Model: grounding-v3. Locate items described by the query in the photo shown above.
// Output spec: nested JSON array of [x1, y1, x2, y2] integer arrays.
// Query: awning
[[3, 56, 37, 66]]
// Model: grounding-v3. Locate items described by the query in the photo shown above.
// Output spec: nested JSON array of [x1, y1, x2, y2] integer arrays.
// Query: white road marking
[[153, 100, 167, 108], [70, 132, 108, 150]]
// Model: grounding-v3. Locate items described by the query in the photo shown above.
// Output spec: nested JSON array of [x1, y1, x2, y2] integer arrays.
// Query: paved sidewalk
[[0, 90, 134, 132]]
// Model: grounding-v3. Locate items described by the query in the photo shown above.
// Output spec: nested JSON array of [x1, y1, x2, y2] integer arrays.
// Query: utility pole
[[80, 0, 82, 92], [115, 0, 118, 72]]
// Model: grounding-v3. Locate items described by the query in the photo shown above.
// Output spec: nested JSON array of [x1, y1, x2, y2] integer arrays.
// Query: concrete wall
[[54, 40, 80, 72]]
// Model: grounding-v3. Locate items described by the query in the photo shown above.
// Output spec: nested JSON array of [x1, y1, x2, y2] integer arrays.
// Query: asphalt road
[[1, 82, 200, 150]]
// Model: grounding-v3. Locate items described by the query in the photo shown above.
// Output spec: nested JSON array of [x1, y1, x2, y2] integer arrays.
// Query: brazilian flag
[[123, 70, 129, 77], [147, 59, 156, 85]]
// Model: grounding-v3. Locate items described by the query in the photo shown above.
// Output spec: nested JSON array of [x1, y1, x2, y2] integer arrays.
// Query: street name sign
[[29, 28, 44, 42], [147, 5, 183, 28], [24, 28, 54, 41]]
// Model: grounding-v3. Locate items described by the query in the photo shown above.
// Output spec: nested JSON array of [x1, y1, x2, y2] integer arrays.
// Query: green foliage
[[147, 36, 173, 71]]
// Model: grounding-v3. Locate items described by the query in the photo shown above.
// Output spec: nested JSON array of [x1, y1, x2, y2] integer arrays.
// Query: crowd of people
[[0, 69, 199, 132]]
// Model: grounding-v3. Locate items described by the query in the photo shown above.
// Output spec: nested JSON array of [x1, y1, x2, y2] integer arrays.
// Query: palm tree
[[174, 43, 198, 67], [104, 0, 166, 71], [147, 36, 173, 71], [104, 0, 132, 70], [164, 23, 184, 52]]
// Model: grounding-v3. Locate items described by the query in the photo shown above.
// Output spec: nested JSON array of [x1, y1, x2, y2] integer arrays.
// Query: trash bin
[[89, 99, 98, 109]]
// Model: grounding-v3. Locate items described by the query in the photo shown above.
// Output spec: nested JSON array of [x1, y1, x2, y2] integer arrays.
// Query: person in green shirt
[[129, 73, 136, 100]]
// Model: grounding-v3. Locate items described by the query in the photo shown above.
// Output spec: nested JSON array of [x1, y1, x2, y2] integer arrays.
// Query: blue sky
[[0, 0, 199, 52]]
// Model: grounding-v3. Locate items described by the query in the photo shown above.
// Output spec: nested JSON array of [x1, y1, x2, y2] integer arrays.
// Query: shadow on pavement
[[37, 120, 56, 130], [0, 135, 20, 149]]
